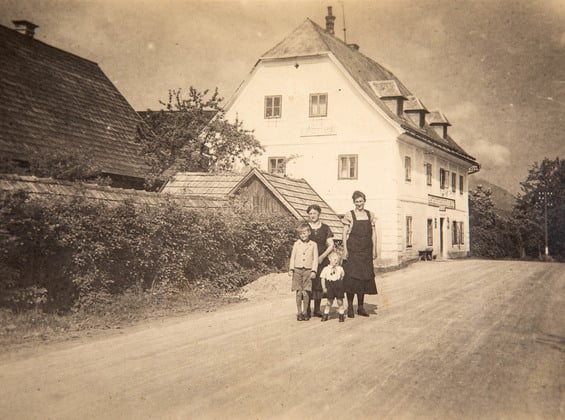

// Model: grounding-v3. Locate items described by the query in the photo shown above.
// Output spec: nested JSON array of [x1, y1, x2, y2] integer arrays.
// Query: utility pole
[[538, 190, 553, 257]]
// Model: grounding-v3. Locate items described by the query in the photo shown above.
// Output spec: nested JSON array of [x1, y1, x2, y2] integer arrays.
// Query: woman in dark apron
[[342, 190, 378, 317], [306, 204, 334, 318]]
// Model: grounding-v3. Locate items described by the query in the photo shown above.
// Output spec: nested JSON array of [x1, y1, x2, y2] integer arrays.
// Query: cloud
[[472, 139, 511, 168]]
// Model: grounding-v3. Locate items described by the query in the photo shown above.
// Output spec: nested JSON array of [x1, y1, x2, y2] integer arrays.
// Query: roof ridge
[[0, 24, 99, 66]]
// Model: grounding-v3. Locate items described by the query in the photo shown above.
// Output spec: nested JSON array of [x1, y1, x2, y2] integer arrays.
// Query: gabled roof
[[259, 19, 477, 165], [160, 172, 243, 197], [0, 24, 148, 180], [0, 174, 226, 209], [161, 168, 344, 239]]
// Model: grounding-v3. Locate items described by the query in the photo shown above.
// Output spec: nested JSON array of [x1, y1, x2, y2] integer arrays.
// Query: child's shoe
[[321, 314, 329, 322], [338, 313, 345, 322], [347, 307, 355, 318]]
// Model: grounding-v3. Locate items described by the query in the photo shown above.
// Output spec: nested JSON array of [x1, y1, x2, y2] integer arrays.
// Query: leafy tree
[[469, 185, 520, 259], [513, 157, 565, 259], [136, 87, 263, 189]]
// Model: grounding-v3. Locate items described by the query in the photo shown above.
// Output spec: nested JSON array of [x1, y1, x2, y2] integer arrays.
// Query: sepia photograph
[[0, 0, 564, 418]]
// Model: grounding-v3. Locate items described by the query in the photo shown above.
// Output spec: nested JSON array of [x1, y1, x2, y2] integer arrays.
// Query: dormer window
[[369, 80, 407, 116], [264, 95, 281, 119], [404, 96, 429, 128], [309, 93, 328, 117], [428, 111, 451, 139]]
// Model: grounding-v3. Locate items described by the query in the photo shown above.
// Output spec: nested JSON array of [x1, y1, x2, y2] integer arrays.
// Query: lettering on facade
[[428, 194, 456, 209]]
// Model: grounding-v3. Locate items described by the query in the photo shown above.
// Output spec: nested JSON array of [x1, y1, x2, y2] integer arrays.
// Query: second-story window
[[309, 93, 328, 117], [425, 163, 432, 186], [338, 154, 358, 179], [459, 175, 464, 194], [268, 157, 286, 175], [264, 95, 281, 118], [440, 168, 447, 189], [451, 172, 457, 192], [405, 156, 412, 182]]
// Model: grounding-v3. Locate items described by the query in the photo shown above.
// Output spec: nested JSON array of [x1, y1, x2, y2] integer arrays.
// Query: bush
[[0, 189, 295, 312]]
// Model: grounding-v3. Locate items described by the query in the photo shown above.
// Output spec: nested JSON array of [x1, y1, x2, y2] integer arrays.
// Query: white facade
[[225, 26, 477, 268]]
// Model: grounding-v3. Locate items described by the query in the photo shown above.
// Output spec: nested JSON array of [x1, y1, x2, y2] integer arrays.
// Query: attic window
[[309, 93, 328, 117], [264, 96, 281, 119], [368, 80, 406, 116]]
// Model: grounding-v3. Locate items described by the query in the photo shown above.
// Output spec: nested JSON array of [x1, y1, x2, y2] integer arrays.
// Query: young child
[[320, 251, 346, 322], [289, 222, 318, 321]]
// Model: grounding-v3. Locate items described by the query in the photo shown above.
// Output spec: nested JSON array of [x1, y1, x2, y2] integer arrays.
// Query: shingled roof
[[0, 24, 148, 181], [0, 174, 227, 209], [259, 19, 477, 165], [162, 168, 344, 239]]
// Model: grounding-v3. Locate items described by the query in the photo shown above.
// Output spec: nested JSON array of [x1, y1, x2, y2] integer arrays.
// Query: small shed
[[162, 168, 344, 240]]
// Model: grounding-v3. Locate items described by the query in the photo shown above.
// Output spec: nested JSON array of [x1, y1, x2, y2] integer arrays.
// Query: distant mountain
[[468, 177, 516, 216]]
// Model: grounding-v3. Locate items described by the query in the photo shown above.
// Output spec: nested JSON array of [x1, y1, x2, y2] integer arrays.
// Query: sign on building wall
[[428, 194, 456, 209]]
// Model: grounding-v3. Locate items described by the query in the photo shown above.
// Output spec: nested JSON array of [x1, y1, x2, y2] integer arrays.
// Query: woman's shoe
[[321, 314, 329, 322], [297, 314, 304, 321], [338, 314, 345, 322], [313, 311, 323, 318], [347, 307, 355, 318], [357, 307, 369, 317]]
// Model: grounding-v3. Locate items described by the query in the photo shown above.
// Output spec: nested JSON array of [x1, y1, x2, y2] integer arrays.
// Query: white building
[[224, 8, 480, 268]]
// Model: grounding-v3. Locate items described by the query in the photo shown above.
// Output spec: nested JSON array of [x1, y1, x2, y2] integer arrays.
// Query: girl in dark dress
[[306, 204, 334, 318], [342, 191, 378, 317]]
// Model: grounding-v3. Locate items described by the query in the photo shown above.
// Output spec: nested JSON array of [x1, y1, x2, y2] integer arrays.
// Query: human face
[[298, 228, 310, 242], [328, 253, 340, 267], [354, 197, 365, 211], [307, 209, 320, 223]]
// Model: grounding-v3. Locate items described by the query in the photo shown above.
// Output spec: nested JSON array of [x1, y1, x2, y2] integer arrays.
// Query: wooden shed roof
[[0, 24, 148, 180], [162, 168, 344, 239], [0, 174, 227, 209]]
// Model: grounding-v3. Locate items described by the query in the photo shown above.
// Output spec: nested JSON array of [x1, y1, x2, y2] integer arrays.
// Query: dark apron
[[344, 210, 378, 295]]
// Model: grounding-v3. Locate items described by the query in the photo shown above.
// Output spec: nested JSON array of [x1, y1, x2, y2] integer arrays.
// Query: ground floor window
[[452, 221, 464, 245], [427, 218, 433, 246], [406, 216, 413, 248]]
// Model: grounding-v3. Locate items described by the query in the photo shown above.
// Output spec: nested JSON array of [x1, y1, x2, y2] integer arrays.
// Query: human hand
[[323, 288, 327, 294], [310, 272, 316, 280], [288, 270, 293, 277], [343, 249, 348, 260]]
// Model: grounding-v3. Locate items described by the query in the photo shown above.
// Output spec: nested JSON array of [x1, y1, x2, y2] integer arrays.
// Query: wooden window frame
[[427, 218, 433, 246], [268, 156, 286, 175], [425, 163, 432, 186], [406, 216, 413, 248], [459, 175, 464, 195], [264, 95, 282, 119], [440, 168, 447, 190], [451, 172, 457, 193], [309, 93, 328, 117], [338, 154, 358, 180], [405, 156, 412, 182]]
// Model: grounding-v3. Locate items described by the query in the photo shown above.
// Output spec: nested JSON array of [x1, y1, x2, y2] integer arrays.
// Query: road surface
[[1, 259, 564, 419]]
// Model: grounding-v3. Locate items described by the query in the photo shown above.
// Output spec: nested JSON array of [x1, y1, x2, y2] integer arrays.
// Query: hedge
[[0, 190, 296, 311]]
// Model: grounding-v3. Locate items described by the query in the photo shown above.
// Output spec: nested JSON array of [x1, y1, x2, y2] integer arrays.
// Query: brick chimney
[[12, 20, 38, 38], [325, 6, 336, 35]]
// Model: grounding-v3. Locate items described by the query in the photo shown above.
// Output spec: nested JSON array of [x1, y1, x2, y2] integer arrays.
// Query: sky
[[1, 0, 564, 195]]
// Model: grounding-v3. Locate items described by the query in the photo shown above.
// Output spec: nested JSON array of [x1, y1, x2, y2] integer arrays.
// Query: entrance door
[[439, 217, 445, 257]]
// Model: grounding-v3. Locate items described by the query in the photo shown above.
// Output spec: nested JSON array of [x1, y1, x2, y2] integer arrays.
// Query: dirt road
[[1, 260, 564, 419]]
